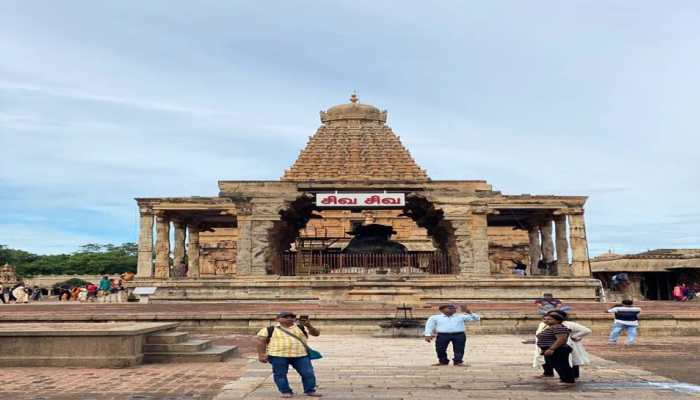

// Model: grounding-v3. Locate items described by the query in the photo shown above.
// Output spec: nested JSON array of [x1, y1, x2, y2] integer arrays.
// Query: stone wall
[[199, 228, 238, 276]]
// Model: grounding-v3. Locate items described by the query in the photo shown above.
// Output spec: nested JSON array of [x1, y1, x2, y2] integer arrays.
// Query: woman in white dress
[[12, 284, 29, 303], [533, 310, 591, 379]]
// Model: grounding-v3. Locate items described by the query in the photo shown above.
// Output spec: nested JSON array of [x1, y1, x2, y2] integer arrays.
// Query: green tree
[[1, 243, 138, 277]]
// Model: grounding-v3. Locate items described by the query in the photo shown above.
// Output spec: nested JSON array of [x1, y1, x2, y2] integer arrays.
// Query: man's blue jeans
[[608, 322, 638, 345], [269, 355, 317, 394]]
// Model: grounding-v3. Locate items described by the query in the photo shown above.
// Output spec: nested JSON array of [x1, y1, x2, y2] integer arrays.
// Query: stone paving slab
[[0, 354, 248, 400], [216, 335, 700, 399]]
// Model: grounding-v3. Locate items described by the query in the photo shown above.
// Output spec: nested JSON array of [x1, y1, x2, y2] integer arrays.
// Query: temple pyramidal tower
[[135, 94, 597, 303]]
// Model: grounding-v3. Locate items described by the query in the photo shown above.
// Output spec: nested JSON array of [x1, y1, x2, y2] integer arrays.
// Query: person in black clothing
[[536, 312, 576, 385]]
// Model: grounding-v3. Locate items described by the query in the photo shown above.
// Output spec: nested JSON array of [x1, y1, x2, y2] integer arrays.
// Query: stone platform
[[128, 276, 602, 304], [2, 301, 700, 336], [0, 322, 178, 368]]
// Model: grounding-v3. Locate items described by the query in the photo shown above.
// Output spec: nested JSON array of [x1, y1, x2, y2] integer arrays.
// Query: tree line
[[0, 243, 137, 277]]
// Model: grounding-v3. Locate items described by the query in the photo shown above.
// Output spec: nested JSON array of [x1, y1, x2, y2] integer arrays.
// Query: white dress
[[12, 286, 28, 303], [533, 321, 591, 368]]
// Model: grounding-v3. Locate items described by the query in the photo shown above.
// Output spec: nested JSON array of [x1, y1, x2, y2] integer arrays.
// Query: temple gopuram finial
[[350, 90, 359, 104]]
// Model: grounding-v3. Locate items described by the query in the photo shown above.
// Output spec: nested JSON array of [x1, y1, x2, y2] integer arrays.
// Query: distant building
[[591, 249, 700, 300]]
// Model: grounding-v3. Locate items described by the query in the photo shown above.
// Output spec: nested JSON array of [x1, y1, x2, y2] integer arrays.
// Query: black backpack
[[266, 324, 308, 342]]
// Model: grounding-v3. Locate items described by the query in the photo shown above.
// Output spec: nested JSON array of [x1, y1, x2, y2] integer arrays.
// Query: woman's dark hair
[[547, 310, 568, 320], [545, 312, 564, 322]]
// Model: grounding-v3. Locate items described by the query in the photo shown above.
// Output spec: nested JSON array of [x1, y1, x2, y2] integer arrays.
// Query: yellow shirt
[[257, 324, 308, 357]]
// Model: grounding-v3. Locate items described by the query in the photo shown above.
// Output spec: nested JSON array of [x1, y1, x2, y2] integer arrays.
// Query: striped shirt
[[536, 324, 570, 349], [607, 306, 641, 326], [257, 324, 308, 357]]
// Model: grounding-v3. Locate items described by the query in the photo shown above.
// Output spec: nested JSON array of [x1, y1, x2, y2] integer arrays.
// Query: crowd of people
[[0, 282, 43, 303], [0, 274, 134, 304], [54, 276, 126, 302]]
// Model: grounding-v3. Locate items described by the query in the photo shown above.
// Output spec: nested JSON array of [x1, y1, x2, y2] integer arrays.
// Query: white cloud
[[1, 1, 699, 254]]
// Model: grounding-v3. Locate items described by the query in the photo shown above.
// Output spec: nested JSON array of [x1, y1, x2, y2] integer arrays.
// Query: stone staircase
[[144, 330, 237, 363]]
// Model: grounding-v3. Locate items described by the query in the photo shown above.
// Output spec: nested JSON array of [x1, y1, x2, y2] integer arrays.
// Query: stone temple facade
[[134, 94, 597, 303]]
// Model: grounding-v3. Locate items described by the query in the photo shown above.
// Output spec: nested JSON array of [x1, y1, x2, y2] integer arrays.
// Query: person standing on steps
[[257, 311, 322, 398], [607, 299, 641, 345], [424, 304, 481, 366]]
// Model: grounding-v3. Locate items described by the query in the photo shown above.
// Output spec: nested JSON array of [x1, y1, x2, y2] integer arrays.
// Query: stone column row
[[135, 211, 201, 279], [527, 211, 589, 277]]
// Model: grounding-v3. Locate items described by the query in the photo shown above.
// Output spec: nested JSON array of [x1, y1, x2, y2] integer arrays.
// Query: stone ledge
[[0, 322, 179, 336]]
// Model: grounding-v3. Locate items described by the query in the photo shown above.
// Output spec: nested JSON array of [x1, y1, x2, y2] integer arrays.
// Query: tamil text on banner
[[316, 193, 405, 207]]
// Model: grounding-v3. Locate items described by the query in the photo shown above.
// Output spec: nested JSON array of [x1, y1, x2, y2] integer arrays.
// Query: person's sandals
[[305, 392, 323, 397], [453, 363, 466, 367], [431, 363, 449, 366], [280, 394, 293, 398]]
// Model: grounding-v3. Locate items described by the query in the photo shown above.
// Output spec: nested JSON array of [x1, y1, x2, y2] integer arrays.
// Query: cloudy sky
[[1, 1, 698, 256]]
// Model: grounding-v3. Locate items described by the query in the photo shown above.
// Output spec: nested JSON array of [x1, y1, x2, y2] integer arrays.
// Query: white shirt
[[423, 313, 481, 336]]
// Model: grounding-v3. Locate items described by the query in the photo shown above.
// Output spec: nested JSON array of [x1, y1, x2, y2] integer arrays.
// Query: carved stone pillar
[[173, 221, 186, 268], [236, 217, 276, 276], [136, 210, 154, 278], [554, 215, 570, 277], [468, 211, 490, 276], [445, 218, 472, 275], [251, 220, 275, 275], [569, 212, 590, 277], [528, 226, 542, 276], [154, 213, 171, 279], [540, 219, 555, 275], [236, 216, 253, 275], [187, 224, 200, 278]]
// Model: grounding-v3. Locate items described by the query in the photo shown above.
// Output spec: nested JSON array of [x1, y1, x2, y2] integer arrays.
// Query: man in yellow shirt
[[257, 311, 322, 398]]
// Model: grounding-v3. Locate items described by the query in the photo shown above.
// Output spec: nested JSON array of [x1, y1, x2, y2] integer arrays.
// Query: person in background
[[672, 283, 688, 301], [30, 286, 42, 301], [8, 284, 19, 303], [12, 282, 29, 303], [78, 287, 89, 302], [535, 293, 572, 315], [512, 259, 527, 277], [70, 286, 81, 301], [86, 282, 98, 301], [607, 299, 641, 345], [98, 276, 111, 296], [424, 304, 481, 367], [0, 284, 5, 304], [110, 278, 123, 293]]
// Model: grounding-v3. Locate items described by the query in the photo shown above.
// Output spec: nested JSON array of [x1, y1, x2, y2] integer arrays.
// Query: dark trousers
[[268, 356, 317, 394], [541, 346, 575, 383], [543, 362, 578, 378], [435, 332, 466, 364]]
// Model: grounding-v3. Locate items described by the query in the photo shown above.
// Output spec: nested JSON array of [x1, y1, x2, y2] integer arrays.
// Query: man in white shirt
[[424, 304, 481, 366]]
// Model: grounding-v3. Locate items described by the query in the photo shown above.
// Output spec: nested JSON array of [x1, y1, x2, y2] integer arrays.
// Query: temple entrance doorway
[[268, 193, 457, 276]]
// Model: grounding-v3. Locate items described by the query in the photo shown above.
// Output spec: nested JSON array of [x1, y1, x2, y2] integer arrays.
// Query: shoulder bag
[[276, 326, 323, 360]]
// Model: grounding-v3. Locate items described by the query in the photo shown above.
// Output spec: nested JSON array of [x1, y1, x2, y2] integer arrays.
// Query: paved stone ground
[[0, 335, 253, 400], [586, 336, 700, 385], [216, 335, 700, 400]]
